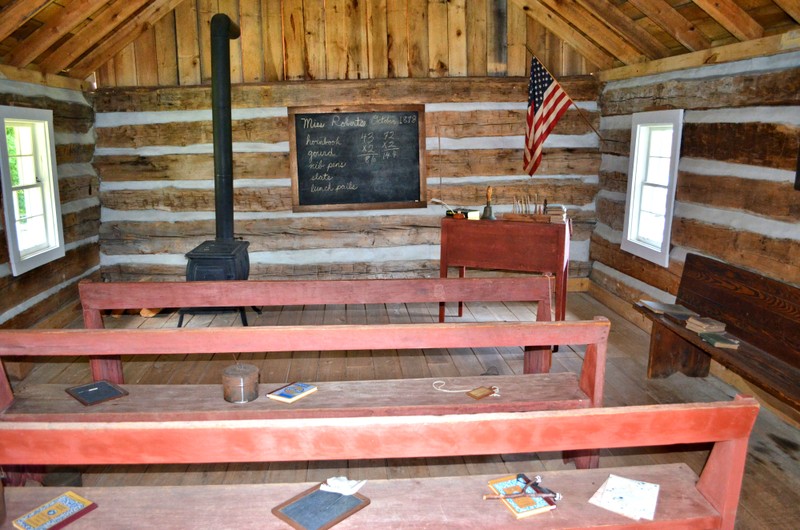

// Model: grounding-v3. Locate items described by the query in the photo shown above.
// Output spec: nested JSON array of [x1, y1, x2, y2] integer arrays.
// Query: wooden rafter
[[626, 0, 711, 52], [692, 0, 763, 42], [575, 0, 670, 59], [0, 0, 52, 43], [771, 0, 800, 26], [4, 0, 110, 68], [69, 0, 187, 79], [509, 0, 614, 70], [538, 0, 646, 65], [37, 0, 149, 75]]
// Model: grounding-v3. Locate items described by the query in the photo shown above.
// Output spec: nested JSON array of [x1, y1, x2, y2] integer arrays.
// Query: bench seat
[[1, 464, 719, 529], [640, 310, 800, 409], [2, 374, 590, 422]]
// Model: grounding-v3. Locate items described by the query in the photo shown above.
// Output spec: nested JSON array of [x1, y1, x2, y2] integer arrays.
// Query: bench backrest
[[79, 277, 553, 326], [677, 253, 800, 368]]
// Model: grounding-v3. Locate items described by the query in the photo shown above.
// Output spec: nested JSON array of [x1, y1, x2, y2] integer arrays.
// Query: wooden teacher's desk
[[439, 217, 570, 323]]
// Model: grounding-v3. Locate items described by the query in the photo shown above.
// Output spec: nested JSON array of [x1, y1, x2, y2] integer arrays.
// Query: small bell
[[481, 186, 496, 220]]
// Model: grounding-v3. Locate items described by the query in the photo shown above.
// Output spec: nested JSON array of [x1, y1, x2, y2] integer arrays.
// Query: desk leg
[[523, 346, 552, 374], [647, 322, 711, 378]]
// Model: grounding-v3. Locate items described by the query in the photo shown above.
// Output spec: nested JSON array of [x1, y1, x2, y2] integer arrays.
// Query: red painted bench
[[0, 318, 606, 469], [78, 277, 556, 382], [0, 386, 758, 529]]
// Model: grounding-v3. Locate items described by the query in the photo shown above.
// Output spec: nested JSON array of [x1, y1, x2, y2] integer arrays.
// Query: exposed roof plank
[[773, 0, 800, 25], [37, 0, 149, 75], [538, 0, 647, 65], [626, 0, 712, 51], [68, 0, 186, 79], [509, 0, 614, 70], [692, 0, 763, 41], [575, 0, 671, 59], [4, 0, 109, 68], [0, 0, 51, 43]]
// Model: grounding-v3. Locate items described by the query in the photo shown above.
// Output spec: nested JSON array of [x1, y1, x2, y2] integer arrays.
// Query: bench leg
[[523, 346, 552, 374], [90, 357, 125, 384], [647, 322, 711, 378], [564, 449, 599, 469]]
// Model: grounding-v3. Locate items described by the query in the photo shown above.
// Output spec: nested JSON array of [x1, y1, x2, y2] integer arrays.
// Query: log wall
[[94, 76, 599, 281], [0, 79, 99, 334], [94, 0, 598, 89], [593, 51, 800, 310]]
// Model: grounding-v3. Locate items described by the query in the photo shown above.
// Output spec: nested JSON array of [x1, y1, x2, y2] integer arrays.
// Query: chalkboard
[[289, 105, 426, 212]]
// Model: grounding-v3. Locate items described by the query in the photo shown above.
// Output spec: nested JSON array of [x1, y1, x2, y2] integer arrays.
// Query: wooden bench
[[0, 382, 759, 528], [635, 253, 800, 410], [0, 318, 608, 469], [78, 277, 556, 382]]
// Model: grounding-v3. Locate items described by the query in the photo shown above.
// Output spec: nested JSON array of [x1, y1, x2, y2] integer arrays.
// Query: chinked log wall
[[94, 77, 599, 282], [592, 52, 799, 310], [591, 52, 800, 416], [0, 78, 99, 338]]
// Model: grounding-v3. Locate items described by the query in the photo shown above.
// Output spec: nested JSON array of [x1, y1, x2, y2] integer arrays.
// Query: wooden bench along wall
[[635, 253, 800, 410], [78, 277, 555, 383]]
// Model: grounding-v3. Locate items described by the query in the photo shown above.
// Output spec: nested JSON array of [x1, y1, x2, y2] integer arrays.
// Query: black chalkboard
[[289, 105, 426, 212]]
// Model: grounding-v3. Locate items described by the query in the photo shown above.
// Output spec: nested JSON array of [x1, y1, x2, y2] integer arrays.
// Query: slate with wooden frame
[[289, 104, 426, 212]]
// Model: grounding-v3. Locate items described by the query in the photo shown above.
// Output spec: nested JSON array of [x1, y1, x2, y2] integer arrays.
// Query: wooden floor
[[13, 293, 800, 529]]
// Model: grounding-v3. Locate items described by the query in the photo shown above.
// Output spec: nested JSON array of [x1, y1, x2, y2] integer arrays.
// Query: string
[[432, 380, 500, 396]]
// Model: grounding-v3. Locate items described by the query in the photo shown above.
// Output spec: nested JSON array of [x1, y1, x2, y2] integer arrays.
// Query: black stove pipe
[[211, 14, 241, 241]]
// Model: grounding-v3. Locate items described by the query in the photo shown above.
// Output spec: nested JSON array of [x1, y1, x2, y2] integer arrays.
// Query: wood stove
[[179, 14, 252, 327]]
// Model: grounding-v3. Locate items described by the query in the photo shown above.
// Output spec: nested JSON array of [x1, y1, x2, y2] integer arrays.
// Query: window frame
[[621, 109, 684, 268], [1, 106, 65, 276]]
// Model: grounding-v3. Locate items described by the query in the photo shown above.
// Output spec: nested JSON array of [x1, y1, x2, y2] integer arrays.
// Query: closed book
[[686, 316, 726, 332], [486, 474, 557, 519], [699, 332, 740, 349], [638, 300, 698, 318], [13, 491, 97, 530], [267, 382, 318, 403]]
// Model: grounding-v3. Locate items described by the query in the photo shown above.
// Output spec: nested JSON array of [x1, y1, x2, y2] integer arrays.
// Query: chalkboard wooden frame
[[289, 104, 427, 212]]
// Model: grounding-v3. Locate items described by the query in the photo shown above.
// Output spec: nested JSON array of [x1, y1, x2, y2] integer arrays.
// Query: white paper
[[589, 474, 659, 521], [319, 476, 367, 495]]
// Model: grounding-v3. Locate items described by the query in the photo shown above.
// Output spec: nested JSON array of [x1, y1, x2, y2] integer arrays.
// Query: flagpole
[[526, 50, 604, 143]]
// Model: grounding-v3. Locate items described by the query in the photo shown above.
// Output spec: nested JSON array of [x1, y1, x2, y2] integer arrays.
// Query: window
[[621, 109, 683, 267], [1, 106, 64, 276]]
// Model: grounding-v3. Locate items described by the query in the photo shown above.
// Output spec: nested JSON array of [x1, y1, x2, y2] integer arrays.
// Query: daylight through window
[[1, 106, 64, 276], [621, 109, 684, 267]]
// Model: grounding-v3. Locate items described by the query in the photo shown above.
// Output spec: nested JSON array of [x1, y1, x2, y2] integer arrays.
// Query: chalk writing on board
[[289, 105, 426, 212]]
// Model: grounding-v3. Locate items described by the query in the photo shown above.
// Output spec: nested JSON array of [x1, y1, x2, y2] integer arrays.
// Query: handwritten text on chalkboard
[[289, 105, 426, 211]]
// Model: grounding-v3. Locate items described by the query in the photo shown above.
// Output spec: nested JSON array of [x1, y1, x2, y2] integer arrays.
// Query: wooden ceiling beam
[[537, 0, 646, 65], [37, 0, 149, 75], [600, 29, 800, 83], [773, 0, 800, 25], [692, 0, 763, 41], [68, 0, 187, 79], [0, 62, 91, 91], [4, 0, 110, 68], [575, 0, 671, 59], [626, 0, 711, 52], [509, 0, 614, 70], [0, 0, 52, 43]]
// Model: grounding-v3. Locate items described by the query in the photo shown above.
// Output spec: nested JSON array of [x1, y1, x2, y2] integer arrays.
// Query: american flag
[[524, 57, 572, 175]]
